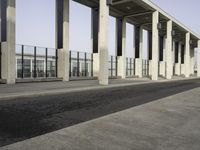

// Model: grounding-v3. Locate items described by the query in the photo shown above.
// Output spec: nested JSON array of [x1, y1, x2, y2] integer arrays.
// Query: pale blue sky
[[16, 0, 200, 57]]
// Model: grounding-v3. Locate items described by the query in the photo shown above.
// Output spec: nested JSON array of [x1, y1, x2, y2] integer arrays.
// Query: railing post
[[69, 51, 71, 77], [84, 52, 87, 77], [116, 56, 118, 76], [126, 58, 128, 76], [0, 43, 1, 79], [21, 45, 24, 78], [45, 48, 48, 78], [111, 56, 113, 77], [91, 53, 93, 77], [34, 46, 37, 78], [55, 49, 58, 78], [77, 52, 80, 77]]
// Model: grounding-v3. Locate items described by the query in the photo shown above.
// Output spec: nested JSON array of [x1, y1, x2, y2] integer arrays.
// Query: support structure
[[1, 0, 16, 84], [198, 40, 200, 77], [98, 0, 109, 85], [151, 11, 159, 80], [116, 17, 126, 79], [135, 26, 143, 77], [190, 48, 194, 75], [166, 20, 173, 79], [185, 32, 190, 78], [91, 8, 99, 77], [56, 0, 70, 81]]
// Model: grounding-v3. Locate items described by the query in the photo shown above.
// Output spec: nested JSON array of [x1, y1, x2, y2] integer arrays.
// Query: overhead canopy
[[73, 0, 199, 47]]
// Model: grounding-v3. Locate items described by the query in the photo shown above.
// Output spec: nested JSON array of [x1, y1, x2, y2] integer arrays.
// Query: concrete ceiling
[[73, 0, 199, 47]]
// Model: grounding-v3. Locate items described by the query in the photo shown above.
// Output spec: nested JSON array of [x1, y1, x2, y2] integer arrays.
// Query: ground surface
[[0, 78, 199, 149]]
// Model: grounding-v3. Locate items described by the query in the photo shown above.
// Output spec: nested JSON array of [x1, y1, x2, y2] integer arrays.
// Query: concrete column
[[166, 20, 173, 79], [91, 8, 99, 77], [116, 18, 126, 79], [175, 42, 181, 75], [151, 11, 159, 80], [135, 26, 143, 78], [198, 40, 200, 77], [56, 0, 70, 81], [98, 0, 109, 85], [185, 32, 190, 78], [190, 48, 194, 75], [1, 0, 16, 84]]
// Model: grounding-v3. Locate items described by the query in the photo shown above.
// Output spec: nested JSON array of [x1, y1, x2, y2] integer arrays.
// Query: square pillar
[[1, 0, 16, 84], [185, 32, 190, 78], [134, 26, 143, 77], [151, 11, 159, 80], [197, 40, 200, 77], [98, 0, 109, 85], [190, 48, 195, 75], [116, 18, 126, 79], [166, 20, 173, 79], [91, 8, 99, 77], [175, 42, 181, 75], [56, 0, 70, 81]]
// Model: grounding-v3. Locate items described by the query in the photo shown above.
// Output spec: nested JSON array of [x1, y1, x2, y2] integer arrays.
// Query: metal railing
[[142, 59, 149, 76], [126, 58, 135, 77], [109, 55, 118, 77], [16, 44, 57, 79], [69, 51, 93, 78]]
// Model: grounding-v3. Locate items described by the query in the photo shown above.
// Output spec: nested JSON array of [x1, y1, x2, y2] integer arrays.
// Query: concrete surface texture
[[1, 86, 200, 150], [0, 78, 199, 150]]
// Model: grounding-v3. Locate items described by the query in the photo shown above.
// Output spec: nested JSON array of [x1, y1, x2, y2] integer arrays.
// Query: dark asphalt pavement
[[0, 79, 199, 147]]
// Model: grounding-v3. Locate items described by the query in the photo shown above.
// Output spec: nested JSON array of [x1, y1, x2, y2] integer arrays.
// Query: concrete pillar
[[190, 48, 194, 75], [151, 11, 159, 80], [135, 26, 143, 78], [91, 8, 99, 77], [116, 18, 126, 79], [185, 32, 190, 78], [1, 0, 16, 84], [56, 0, 70, 81], [198, 40, 200, 77], [175, 42, 181, 75], [98, 0, 109, 85], [166, 20, 173, 79]]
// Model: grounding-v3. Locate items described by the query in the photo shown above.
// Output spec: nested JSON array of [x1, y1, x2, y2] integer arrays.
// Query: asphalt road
[[0, 79, 199, 147]]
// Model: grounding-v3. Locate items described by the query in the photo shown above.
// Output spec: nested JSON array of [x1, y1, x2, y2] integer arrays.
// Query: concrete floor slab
[[1, 87, 200, 150]]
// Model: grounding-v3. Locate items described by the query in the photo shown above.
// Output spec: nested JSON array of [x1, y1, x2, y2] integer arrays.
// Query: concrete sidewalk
[[0, 77, 198, 100], [0, 78, 153, 100], [1, 87, 200, 150]]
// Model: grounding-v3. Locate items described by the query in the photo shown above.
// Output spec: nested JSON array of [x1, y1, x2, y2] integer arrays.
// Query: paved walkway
[[1, 86, 200, 150], [0, 76, 195, 100], [0, 78, 153, 100]]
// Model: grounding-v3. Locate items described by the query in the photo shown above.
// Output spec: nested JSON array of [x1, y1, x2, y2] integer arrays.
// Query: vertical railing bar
[[45, 48, 48, 78], [69, 51, 71, 77], [21, 45, 24, 79], [84, 52, 87, 77], [77, 52, 80, 77], [116, 56, 118, 77], [91, 53, 93, 77], [0, 43, 1, 79], [111, 56, 113, 77], [34, 46, 37, 78], [55, 49, 58, 78]]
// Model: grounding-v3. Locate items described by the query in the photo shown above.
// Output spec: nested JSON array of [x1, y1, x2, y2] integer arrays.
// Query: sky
[[16, 0, 200, 57]]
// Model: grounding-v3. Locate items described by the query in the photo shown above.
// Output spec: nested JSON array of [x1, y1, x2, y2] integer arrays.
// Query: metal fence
[[109, 55, 118, 77], [142, 59, 149, 76], [69, 51, 93, 78], [126, 58, 135, 77], [16, 44, 57, 79]]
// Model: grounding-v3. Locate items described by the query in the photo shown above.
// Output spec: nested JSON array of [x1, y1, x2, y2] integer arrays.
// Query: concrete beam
[[151, 11, 159, 80], [98, 0, 109, 85]]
